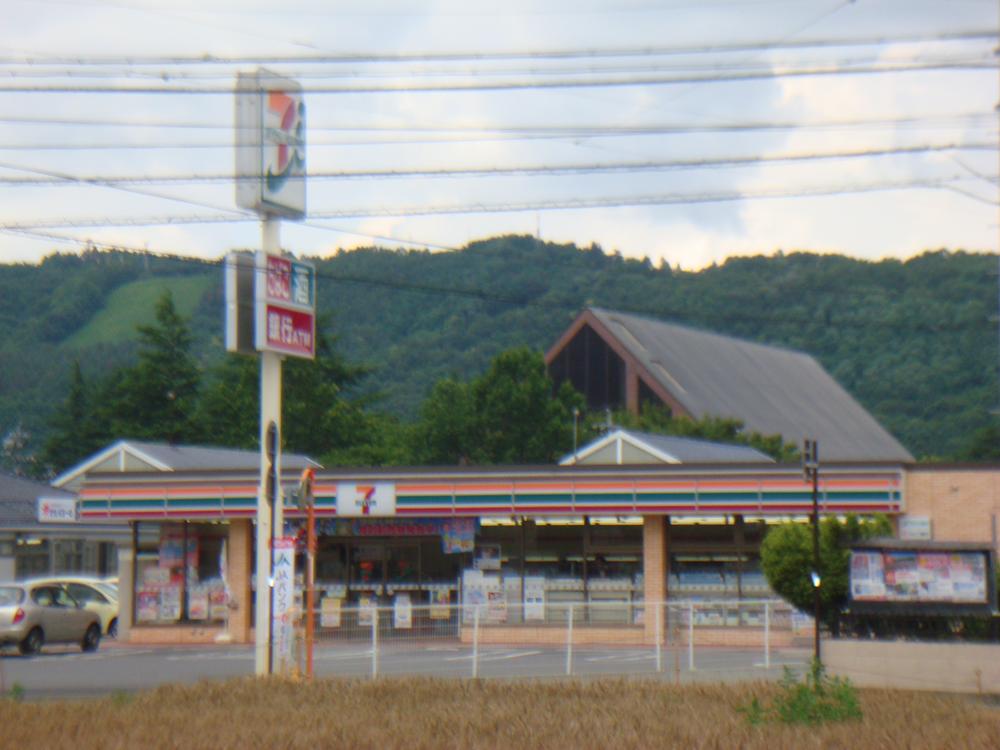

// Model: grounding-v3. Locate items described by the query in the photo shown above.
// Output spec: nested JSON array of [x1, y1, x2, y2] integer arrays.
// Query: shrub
[[740, 661, 862, 726]]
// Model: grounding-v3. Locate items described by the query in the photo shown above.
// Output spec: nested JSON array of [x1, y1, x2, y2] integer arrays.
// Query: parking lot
[[0, 641, 809, 700]]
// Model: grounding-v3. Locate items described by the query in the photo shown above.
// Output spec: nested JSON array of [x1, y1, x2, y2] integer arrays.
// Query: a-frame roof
[[560, 428, 775, 466], [53, 440, 320, 492], [548, 308, 913, 463]]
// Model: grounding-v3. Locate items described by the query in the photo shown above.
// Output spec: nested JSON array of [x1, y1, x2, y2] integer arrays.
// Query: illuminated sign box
[[235, 69, 306, 220], [38, 496, 77, 523], [253, 251, 316, 359]]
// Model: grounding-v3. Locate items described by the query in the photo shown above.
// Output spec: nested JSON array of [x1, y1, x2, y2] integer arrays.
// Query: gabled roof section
[[551, 308, 913, 463], [560, 428, 775, 466], [53, 440, 321, 492], [0, 472, 74, 527]]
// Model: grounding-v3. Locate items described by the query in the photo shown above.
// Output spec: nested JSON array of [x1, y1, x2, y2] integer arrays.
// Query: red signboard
[[266, 255, 292, 301], [264, 304, 315, 357]]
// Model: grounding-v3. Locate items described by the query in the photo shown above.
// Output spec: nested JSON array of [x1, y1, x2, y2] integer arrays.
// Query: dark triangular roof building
[[545, 307, 912, 463]]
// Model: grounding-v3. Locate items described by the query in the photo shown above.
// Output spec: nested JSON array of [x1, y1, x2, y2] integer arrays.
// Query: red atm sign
[[264, 304, 314, 357], [255, 251, 316, 359]]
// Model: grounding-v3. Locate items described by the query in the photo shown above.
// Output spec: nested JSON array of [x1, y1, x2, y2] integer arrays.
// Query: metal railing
[[291, 598, 811, 681]]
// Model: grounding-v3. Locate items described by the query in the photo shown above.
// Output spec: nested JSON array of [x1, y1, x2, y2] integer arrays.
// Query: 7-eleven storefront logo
[[336, 482, 396, 517]]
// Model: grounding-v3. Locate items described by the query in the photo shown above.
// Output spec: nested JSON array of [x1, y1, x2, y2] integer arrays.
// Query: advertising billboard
[[235, 69, 306, 220], [849, 542, 996, 615]]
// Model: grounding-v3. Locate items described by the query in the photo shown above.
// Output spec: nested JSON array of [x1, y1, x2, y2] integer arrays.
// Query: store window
[[134, 522, 230, 625]]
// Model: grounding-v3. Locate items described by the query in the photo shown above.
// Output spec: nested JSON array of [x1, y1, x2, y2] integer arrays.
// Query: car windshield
[[94, 582, 118, 600], [0, 586, 23, 606]]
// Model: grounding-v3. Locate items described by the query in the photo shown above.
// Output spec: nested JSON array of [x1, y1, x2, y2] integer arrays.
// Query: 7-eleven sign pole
[[233, 68, 308, 676], [255, 219, 283, 676]]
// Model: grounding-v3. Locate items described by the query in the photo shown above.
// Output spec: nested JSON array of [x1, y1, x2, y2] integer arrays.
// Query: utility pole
[[802, 438, 821, 667]]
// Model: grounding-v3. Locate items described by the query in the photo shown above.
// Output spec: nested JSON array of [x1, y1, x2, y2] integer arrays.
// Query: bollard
[[565, 604, 574, 676], [687, 601, 695, 671], [655, 603, 662, 673], [371, 606, 378, 679], [472, 606, 480, 679], [764, 601, 771, 670]]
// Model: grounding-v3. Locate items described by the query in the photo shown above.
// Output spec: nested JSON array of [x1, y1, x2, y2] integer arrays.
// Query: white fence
[[293, 599, 811, 680]]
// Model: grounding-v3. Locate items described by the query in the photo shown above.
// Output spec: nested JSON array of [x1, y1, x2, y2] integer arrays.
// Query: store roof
[[53, 440, 320, 492], [560, 428, 775, 466], [552, 308, 912, 463], [0, 472, 74, 528]]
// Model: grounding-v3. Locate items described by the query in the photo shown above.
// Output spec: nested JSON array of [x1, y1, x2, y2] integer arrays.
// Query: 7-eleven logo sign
[[356, 486, 375, 515], [336, 482, 396, 517]]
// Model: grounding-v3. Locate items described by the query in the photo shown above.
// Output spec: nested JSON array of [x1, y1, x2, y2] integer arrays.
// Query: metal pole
[[687, 601, 695, 671], [654, 602, 662, 673], [472, 606, 480, 679], [812, 442, 821, 667], [254, 218, 283, 677], [306, 496, 315, 680], [565, 604, 574, 676], [371, 605, 378, 679], [764, 601, 771, 670]]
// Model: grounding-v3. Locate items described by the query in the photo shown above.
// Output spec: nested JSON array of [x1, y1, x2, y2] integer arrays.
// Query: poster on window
[[358, 594, 376, 626], [441, 519, 476, 553], [159, 586, 182, 621], [188, 588, 209, 620], [394, 593, 412, 629], [209, 587, 229, 621], [486, 589, 508, 623], [137, 588, 160, 622], [475, 544, 501, 571], [429, 589, 451, 620], [523, 576, 546, 621], [320, 596, 342, 628]]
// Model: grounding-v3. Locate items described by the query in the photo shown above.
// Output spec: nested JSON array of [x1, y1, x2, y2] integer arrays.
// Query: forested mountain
[[0, 236, 995, 463]]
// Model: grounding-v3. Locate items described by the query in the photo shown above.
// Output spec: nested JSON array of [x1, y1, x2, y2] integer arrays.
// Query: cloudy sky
[[0, 0, 995, 269]]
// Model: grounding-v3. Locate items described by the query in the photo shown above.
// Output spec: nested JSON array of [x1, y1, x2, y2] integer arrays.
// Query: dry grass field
[[0, 677, 998, 749]]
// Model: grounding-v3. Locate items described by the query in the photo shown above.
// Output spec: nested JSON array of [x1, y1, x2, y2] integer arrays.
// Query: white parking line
[[585, 651, 649, 662], [443, 650, 542, 662], [314, 650, 374, 661]]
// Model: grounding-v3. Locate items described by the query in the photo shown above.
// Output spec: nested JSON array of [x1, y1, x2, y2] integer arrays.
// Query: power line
[[0, 143, 992, 186], [2, 175, 992, 231], [0, 29, 990, 66], [0, 61, 992, 95], [0, 118, 992, 152], [0, 112, 988, 132], [0, 50, 989, 81]]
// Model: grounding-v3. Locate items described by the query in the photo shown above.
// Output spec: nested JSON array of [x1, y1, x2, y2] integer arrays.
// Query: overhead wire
[[0, 60, 992, 94], [3, 175, 994, 231], [0, 143, 993, 186], [0, 28, 990, 66]]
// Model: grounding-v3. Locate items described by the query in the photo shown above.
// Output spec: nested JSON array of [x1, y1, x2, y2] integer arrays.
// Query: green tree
[[40, 361, 105, 473], [194, 319, 398, 466], [115, 291, 201, 443], [412, 379, 475, 464], [760, 514, 892, 632], [471, 348, 583, 463], [413, 347, 585, 465]]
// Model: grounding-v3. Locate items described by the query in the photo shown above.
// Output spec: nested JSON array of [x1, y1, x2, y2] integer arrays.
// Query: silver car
[[0, 582, 102, 655]]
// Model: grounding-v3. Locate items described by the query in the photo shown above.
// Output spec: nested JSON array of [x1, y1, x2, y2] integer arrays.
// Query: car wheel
[[18, 627, 43, 656], [81, 623, 101, 653], [108, 618, 118, 639]]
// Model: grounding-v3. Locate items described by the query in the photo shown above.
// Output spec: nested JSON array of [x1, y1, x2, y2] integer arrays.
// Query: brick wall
[[904, 467, 1000, 556]]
